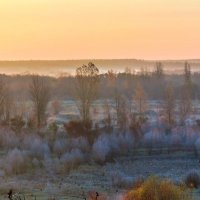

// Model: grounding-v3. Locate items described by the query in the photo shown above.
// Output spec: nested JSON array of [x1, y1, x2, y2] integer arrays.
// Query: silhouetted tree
[[75, 63, 99, 122], [154, 62, 164, 79], [114, 89, 128, 130], [29, 75, 50, 128], [179, 62, 192, 124], [134, 82, 147, 115], [164, 84, 175, 127]]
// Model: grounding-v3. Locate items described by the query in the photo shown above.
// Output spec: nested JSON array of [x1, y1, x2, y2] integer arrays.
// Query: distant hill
[[0, 59, 200, 76]]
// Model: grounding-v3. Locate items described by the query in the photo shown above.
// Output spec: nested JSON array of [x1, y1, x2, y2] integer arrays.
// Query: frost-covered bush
[[92, 132, 134, 163], [69, 137, 90, 153], [0, 129, 19, 149], [23, 135, 50, 160], [60, 149, 85, 171], [53, 139, 68, 158], [92, 134, 111, 163], [3, 148, 29, 175], [53, 137, 90, 159]]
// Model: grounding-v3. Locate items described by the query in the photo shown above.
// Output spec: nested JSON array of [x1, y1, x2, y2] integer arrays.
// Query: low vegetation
[[184, 170, 200, 189], [125, 176, 192, 200]]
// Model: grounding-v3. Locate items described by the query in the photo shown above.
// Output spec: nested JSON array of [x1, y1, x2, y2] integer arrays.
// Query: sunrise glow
[[1, 0, 200, 60]]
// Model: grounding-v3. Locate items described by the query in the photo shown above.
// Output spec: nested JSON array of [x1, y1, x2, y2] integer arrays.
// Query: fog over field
[[2, 0, 200, 199], [0, 61, 199, 199], [1, 59, 200, 76]]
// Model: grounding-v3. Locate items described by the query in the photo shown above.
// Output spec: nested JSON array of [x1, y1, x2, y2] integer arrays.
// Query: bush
[[184, 170, 200, 189], [64, 120, 95, 143], [92, 132, 134, 164], [10, 116, 25, 133], [4, 148, 29, 175], [60, 149, 85, 172], [125, 176, 191, 200]]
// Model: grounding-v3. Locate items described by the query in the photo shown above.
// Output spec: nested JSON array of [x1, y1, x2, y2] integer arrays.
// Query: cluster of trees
[[73, 61, 197, 135], [0, 61, 197, 135]]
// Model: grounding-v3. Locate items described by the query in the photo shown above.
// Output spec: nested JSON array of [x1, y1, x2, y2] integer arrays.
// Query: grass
[[125, 176, 193, 200]]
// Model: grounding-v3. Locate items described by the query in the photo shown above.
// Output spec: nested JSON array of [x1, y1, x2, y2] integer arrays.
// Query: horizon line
[[0, 58, 200, 62]]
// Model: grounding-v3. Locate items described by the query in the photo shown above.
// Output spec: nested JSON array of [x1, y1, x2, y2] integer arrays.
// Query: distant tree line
[[0, 61, 199, 131]]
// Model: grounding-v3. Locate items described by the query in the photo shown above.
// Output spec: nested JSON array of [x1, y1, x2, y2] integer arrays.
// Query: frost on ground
[[0, 126, 199, 199], [0, 152, 199, 199]]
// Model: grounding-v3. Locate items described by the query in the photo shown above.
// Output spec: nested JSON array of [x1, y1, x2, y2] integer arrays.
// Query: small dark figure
[[8, 189, 13, 200], [96, 192, 99, 200]]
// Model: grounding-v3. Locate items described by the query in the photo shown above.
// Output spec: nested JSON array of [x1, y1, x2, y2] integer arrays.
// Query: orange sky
[[0, 0, 200, 60]]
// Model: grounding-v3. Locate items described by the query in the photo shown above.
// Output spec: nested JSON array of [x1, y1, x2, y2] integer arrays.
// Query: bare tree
[[103, 99, 112, 131], [0, 78, 13, 124], [114, 89, 128, 130], [75, 63, 99, 122], [29, 75, 50, 128], [134, 82, 147, 115], [179, 62, 192, 125], [154, 62, 164, 79], [184, 61, 192, 84], [164, 84, 175, 126], [179, 87, 192, 125], [107, 69, 117, 88]]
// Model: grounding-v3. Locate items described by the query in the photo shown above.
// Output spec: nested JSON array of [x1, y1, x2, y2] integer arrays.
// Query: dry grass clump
[[125, 176, 192, 200], [184, 170, 200, 189]]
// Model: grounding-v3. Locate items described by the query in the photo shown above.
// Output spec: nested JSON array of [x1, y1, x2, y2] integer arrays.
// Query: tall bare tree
[[114, 89, 128, 130], [0, 78, 13, 124], [179, 62, 192, 124], [75, 63, 99, 122], [103, 99, 112, 131], [164, 84, 175, 126], [29, 75, 50, 128], [179, 87, 192, 125], [154, 62, 164, 79], [134, 82, 147, 115]]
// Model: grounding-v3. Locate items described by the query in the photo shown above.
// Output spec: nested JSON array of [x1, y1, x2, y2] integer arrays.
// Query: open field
[[0, 151, 200, 200]]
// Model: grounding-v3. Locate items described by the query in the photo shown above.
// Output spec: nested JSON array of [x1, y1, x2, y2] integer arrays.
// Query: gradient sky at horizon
[[0, 0, 200, 60]]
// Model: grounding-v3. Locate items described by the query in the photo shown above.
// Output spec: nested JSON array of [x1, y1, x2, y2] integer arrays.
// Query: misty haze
[[1, 0, 200, 200]]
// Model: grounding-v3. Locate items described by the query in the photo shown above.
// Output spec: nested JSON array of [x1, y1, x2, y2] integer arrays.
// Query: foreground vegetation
[[125, 176, 192, 200]]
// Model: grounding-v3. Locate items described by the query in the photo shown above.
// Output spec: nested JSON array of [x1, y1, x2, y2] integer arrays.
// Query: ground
[[0, 151, 200, 200]]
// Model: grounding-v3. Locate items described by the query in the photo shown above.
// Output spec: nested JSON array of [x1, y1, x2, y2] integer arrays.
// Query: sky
[[0, 0, 200, 60]]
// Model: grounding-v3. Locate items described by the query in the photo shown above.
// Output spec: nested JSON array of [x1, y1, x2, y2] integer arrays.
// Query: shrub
[[0, 129, 19, 149], [60, 149, 85, 172], [92, 132, 134, 163], [24, 136, 50, 160], [4, 148, 29, 175], [48, 122, 58, 135], [10, 115, 25, 133], [53, 139, 68, 158], [64, 120, 91, 137], [184, 170, 200, 189], [129, 115, 145, 141], [125, 176, 191, 200], [64, 120, 95, 143]]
